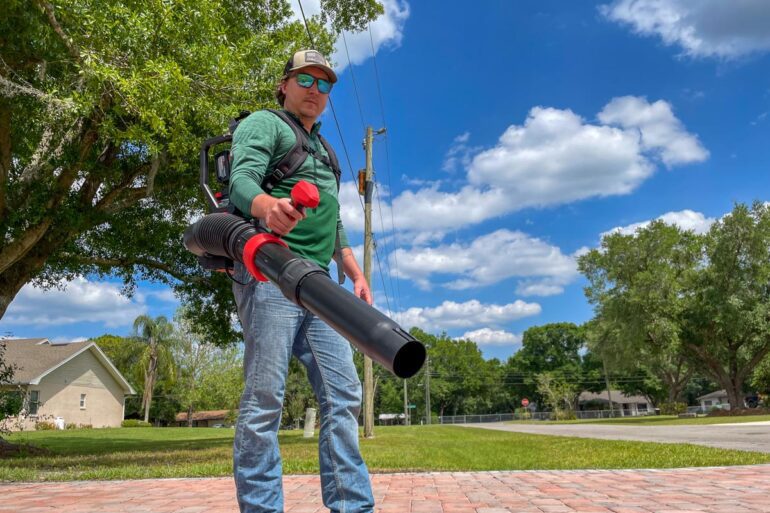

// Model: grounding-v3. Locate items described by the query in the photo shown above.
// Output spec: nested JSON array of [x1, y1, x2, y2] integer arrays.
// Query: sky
[[3, 0, 770, 361]]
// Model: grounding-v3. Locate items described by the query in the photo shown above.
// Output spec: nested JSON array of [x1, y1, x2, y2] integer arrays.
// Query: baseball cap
[[283, 49, 338, 84]]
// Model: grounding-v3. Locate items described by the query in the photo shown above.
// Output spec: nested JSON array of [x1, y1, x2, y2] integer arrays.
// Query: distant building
[[696, 389, 730, 410], [1, 338, 135, 430], [175, 409, 234, 427], [578, 390, 652, 416]]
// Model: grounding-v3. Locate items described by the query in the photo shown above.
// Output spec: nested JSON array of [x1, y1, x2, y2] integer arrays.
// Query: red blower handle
[[291, 180, 320, 215]]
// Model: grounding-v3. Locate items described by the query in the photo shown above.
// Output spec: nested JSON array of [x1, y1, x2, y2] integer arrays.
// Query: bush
[[65, 422, 78, 430], [121, 419, 152, 427], [659, 402, 688, 415], [707, 407, 770, 417], [35, 421, 56, 431], [554, 409, 577, 421]]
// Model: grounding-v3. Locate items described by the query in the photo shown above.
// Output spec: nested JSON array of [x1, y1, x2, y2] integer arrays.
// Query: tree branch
[[0, 217, 55, 275], [0, 99, 10, 217], [70, 255, 210, 286], [33, 0, 82, 64]]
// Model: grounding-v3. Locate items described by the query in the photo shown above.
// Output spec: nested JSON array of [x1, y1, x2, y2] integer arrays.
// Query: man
[[227, 49, 375, 513]]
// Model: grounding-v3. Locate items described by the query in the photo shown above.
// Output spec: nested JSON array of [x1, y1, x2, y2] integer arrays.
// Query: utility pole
[[361, 126, 385, 438], [602, 356, 615, 418], [403, 380, 409, 426], [424, 355, 431, 424]]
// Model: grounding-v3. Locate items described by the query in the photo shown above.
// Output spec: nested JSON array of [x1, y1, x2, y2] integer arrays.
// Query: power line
[[295, 1, 364, 213], [340, 31, 366, 133], [367, 23, 403, 322]]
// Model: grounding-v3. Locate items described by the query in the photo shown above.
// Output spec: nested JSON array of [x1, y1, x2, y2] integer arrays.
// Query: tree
[[681, 202, 770, 408], [133, 315, 176, 423], [579, 221, 701, 403], [409, 328, 492, 417], [172, 315, 221, 426], [535, 372, 579, 418], [506, 323, 597, 409], [0, 340, 21, 437], [0, 0, 382, 342]]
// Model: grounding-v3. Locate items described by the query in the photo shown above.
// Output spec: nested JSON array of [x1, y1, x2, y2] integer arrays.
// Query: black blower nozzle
[[184, 213, 426, 378]]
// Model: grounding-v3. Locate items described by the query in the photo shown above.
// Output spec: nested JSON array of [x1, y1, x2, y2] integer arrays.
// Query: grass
[[3, 424, 770, 481], [509, 414, 770, 426]]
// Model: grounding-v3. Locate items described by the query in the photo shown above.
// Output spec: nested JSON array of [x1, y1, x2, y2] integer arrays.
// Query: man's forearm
[[340, 247, 365, 281]]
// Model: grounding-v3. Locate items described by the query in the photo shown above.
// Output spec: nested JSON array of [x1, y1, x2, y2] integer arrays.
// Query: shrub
[[659, 402, 688, 415], [65, 422, 78, 430], [78, 423, 93, 429], [121, 419, 152, 427], [35, 421, 56, 431]]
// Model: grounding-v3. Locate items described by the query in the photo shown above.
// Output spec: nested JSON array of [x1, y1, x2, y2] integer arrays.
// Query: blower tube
[[184, 213, 426, 379]]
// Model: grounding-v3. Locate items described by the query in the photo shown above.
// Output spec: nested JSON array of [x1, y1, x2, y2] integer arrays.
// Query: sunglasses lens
[[317, 79, 332, 94], [296, 73, 314, 88]]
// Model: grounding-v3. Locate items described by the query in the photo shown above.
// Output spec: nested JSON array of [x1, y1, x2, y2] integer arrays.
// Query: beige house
[[1, 338, 135, 430], [578, 390, 652, 416]]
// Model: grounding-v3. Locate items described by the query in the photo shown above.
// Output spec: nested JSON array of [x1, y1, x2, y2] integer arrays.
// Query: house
[[1, 338, 135, 430], [175, 409, 234, 427], [697, 389, 730, 410], [578, 390, 652, 416]]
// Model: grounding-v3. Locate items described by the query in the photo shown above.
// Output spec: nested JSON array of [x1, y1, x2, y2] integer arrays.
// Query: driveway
[[462, 420, 770, 453], [3, 465, 770, 513]]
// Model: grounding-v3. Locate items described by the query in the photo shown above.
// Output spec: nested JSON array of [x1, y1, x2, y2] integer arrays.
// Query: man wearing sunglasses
[[228, 49, 375, 513]]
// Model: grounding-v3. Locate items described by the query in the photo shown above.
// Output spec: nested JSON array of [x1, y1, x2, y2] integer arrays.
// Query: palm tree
[[133, 315, 176, 423]]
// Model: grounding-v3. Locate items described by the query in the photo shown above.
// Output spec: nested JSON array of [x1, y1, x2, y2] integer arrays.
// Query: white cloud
[[390, 229, 579, 293], [289, 0, 409, 73], [395, 299, 541, 333], [340, 97, 706, 241], [459, 328, 522, 347], [602, 209, 716, 238], [442, 132, 480, 173], [2, 277, 148, 328], [601, 0, 770, 59], [598, 96, 709, 166]]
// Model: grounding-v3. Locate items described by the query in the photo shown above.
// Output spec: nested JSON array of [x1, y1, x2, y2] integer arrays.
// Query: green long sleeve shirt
[[228, 110, 349, 271]]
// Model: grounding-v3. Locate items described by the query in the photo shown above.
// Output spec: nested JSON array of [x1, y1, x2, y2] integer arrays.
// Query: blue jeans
[[232, 262, 375, 513]]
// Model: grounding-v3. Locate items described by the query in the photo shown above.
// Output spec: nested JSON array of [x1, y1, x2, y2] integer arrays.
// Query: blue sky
[[3, 0, 770, 361]]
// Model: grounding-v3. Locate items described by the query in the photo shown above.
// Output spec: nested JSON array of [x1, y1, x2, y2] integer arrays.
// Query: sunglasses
[[294, 73, 333, 94]]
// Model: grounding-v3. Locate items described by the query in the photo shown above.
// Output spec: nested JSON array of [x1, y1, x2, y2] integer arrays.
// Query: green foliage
[[0, 341, 20, 436], [121, 419, 152, 427], [409, 328, 500, 417], [535, 371, 579, 414], [0, 0, 382, 341], [681, 202, 770, 406], [579, 222, 700, 403], [132, 315, 178, 423], [506, 323, 597, 409], [34, 421, 56, 431]]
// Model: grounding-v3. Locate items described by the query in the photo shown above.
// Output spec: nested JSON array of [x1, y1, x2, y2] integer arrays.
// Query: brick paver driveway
[[3, 465, 770, 513]]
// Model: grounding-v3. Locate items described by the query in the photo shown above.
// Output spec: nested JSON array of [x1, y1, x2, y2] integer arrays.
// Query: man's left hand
[[353, 276, 373, 305]]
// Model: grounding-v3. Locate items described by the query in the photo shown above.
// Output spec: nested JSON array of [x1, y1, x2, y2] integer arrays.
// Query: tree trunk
[[187, 403, 194, 428], [142, 356, 158, 423], [0, 234, 61, 320]]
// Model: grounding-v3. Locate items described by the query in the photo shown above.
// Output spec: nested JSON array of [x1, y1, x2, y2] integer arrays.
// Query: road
[[462, 420, 770, 453]]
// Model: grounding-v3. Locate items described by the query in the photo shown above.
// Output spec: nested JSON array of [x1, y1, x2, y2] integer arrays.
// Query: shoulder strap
[[262, 109, 309, 194], [317, 134, 341, 191]]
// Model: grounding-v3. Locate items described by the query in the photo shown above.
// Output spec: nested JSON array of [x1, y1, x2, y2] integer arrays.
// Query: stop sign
[[521, 398, 529, 407]]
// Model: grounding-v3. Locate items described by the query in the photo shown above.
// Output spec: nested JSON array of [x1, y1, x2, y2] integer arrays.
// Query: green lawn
[[510, 414, 770, 426], [3, 425, 770, 481]]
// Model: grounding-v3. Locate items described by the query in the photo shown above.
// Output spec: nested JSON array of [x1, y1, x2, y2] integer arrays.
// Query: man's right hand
[[251, 194, 305, 235]]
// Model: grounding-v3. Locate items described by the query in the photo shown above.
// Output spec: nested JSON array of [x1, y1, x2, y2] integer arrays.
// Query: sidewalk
[[3, 465, 770, 513]]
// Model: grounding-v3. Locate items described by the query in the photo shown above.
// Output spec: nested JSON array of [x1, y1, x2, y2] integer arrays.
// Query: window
[[28, 390, 39, 415], [80, 394, 86, 409]]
